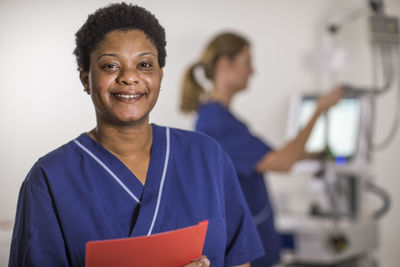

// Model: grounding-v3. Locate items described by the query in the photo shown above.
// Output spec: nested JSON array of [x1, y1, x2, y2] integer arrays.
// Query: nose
[[116, 68, 139, 85]]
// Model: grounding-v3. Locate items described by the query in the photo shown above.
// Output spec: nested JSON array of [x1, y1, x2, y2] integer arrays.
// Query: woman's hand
[[183, 255, 210, 267], [316, 86, 344, 112]]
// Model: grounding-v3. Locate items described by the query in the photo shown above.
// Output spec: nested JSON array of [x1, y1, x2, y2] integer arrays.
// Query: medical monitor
[[288, 94, 362, 164]]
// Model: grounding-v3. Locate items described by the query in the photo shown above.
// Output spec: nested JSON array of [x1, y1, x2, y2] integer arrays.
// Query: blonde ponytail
[[180, 63, 206, 113]]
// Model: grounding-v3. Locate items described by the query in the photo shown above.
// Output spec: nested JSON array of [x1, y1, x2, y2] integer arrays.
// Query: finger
[[185, 255, 210, 267], [199, 255, 210, 266], [194, 256, 210, 267]]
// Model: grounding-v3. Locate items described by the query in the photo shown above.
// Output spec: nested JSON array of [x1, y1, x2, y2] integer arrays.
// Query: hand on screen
[[317, 86, 345, 112], [183, 255, 210, 267]]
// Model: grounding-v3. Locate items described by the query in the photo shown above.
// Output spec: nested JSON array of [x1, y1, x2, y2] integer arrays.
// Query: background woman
[[180, 32, 343, 267], [9, 7, 264, 267]]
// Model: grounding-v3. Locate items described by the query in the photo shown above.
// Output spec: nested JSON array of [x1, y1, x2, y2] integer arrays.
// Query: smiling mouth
[[114, 93, 141, 99], [111, 92, 147, 101]]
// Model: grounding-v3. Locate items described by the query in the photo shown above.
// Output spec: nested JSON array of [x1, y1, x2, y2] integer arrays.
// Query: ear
[[79, 70, 90, 95], [160, 68, 164, 82], [215, 55, 231, 72]]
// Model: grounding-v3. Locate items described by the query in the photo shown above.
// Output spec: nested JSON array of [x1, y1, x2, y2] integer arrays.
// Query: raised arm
[[255, 86, 344, 173]]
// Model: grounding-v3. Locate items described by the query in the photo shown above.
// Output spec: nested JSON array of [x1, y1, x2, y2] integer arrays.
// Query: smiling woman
[[8, 2, 264, 267], [81, 30, 163, 130]]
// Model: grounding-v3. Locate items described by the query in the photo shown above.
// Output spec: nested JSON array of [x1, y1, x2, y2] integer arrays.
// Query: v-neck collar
[[75, 132, 145, 203], [131, 125, 170, 236], [73, 124, 170, 236]]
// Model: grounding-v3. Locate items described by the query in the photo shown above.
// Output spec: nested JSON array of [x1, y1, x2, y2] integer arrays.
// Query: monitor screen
[[298, 96, 361, 160]]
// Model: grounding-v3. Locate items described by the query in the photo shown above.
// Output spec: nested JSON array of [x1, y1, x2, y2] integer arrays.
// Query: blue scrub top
[[9, 124, 264, 267], [196, 102, 281, 267]]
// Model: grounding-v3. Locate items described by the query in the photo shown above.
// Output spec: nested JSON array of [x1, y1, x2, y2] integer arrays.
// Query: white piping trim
[[253, 204, 271, 226], [147, 127, 170, 236], [73, 139, 141, 204]]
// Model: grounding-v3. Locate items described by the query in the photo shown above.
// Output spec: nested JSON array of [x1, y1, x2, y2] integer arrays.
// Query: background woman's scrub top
[[196, 102, 281, 267], [9, 124, 264, 267]]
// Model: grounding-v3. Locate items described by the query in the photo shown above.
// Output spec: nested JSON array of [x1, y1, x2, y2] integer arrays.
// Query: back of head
[[180, 32, 249, 113], [74, 2, 167, 72]]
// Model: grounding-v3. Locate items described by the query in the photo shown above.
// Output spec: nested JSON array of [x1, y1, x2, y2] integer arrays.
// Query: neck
[[89, 118, 153, 159], [210, 81, 236, 108]]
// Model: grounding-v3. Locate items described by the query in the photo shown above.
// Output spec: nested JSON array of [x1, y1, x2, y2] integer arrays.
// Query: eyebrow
[[97, 53, 118, 60], [97, 52, 156, 61], [138, 52, 156, 58]]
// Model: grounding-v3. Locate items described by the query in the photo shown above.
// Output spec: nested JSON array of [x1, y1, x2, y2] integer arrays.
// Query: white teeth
[[115, 94, 140, 99]]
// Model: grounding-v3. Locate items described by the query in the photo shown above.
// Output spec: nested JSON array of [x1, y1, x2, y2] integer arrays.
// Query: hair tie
[[193, 62, 212, 92], [194, 62, 203, 69]]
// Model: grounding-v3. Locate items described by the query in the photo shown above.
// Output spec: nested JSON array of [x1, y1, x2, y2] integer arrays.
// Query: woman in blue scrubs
[[9, 6, 264, 267], [180, 32, 343, 267]]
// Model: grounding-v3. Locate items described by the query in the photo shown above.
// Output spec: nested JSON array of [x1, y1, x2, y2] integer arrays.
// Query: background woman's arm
[[255, 87, 344, 173]]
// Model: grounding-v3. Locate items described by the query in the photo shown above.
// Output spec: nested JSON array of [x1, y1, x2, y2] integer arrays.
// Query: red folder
[[85, 220, 208, 267]]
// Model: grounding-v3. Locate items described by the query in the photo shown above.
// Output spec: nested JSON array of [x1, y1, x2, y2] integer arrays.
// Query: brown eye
[[139, 62, 152, 69], [101, 63, 119, 71]]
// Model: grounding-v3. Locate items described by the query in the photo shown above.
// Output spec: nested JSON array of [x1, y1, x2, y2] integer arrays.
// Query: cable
[[327, 1, 370, 34], [364, 180, 391, 219], [374, 45, 400, 150], [342, 44, 395, 96], [371, 44, 394, 95], [327, 0, 385, 35]]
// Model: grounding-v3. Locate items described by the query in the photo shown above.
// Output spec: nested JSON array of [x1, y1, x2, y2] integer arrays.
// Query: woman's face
[[225, 46, 253, 92], [80, 29, 163, 126]]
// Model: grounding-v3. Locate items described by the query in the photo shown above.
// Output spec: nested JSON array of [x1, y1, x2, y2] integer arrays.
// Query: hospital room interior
[[1, 0, 400, 266]]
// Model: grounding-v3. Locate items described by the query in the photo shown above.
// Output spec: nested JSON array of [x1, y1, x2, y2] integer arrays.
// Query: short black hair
[[74, 2, 166, 72]]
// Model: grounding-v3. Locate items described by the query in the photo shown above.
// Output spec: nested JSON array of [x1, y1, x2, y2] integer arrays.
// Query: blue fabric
[[196, 102, 282, 267], [9, 124, 264, 267]]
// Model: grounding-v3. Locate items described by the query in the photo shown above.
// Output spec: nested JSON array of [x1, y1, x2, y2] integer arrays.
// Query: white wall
[[0, 0, 399, 266]]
